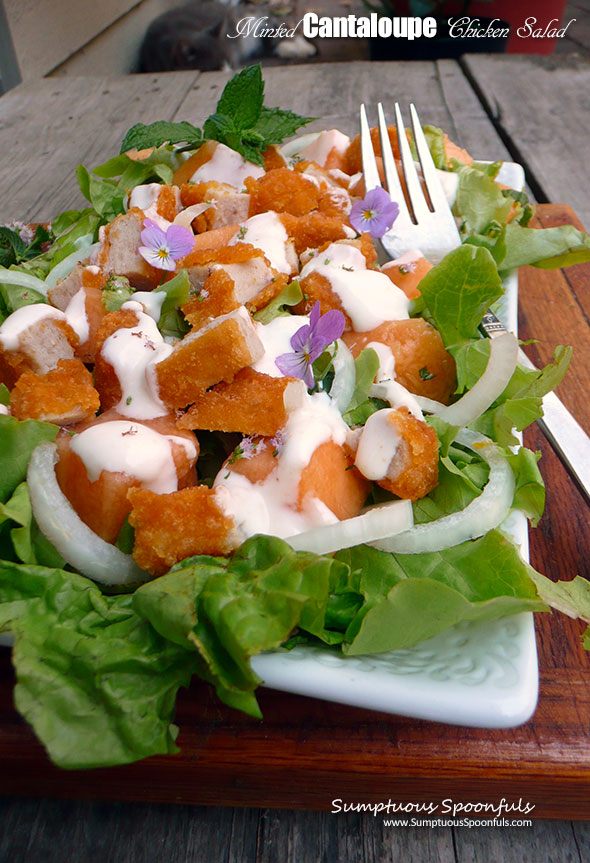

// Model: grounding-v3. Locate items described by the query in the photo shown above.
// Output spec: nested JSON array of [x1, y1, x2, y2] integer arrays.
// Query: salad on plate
[[1, 65, 590, 770]]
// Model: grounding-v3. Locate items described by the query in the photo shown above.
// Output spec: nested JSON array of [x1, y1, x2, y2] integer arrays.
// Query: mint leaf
[[252, 106, 315, 148], [216, 64, 264, 129], [120, 121, 203, 154]]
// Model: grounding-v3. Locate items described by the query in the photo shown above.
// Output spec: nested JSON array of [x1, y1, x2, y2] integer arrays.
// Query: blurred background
[[0, 0, 587, 94]]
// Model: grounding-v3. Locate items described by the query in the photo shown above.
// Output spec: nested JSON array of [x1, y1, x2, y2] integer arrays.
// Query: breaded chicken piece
[[178, 368, 306, 437], [343, 318, 456, 405], [155, 307, 264, 409], [354, 407, 438, 501], [10, 359, 100, 425], [381, 250, 433, 300], [180, 181, 250, 231], [128, 485, 237, 575], [94, 208, 162, 290], [245, 168, 321, 217], [0, 316, 79, 389]]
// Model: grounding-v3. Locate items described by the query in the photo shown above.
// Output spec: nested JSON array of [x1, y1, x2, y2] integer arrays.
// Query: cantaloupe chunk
[[343, 318, 456, 404]]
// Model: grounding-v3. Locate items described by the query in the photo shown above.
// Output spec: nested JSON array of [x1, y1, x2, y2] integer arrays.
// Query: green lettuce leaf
[[501, 223, 590, 271], [1, 561, 198, 769], [418, 245, 503, 346], [253, 279, 303, 324], [0, 415, 58, 503], [453, 164, 513, 236], [337, 532, 547, 655]]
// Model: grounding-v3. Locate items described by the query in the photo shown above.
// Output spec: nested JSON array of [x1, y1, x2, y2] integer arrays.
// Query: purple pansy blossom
[[349, 187, 399, 239], [138, 219, 194, 271], [275, 302, 345, 390]]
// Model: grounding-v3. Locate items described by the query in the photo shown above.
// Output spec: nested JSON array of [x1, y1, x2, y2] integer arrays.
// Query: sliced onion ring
[[44, 238, 99, 289], [371, 428, 514, 554], [416, 331, 518, 428], [330, 339, 356, 412], [286, 499, 413, 555], [173, 203, 213, 229], [0, 268, 50, 297], [27, 442, 149, 585]]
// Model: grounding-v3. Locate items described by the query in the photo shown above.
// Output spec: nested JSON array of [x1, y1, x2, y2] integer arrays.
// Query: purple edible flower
[[275, 302, 345, 390], [349, 187, 399, 239], [138, 218, 194, 271]]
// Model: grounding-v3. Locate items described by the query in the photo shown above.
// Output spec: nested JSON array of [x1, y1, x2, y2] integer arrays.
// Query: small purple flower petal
[[290, 323, 311, 354], [275, 350, 315, 389], [309, 300, 321, 330], [166, 224, 195, 260], [140, 219, 165, 248], [349, 186, 399, 239], [138, 245, 173, 270], [313, 308, 345, 346]]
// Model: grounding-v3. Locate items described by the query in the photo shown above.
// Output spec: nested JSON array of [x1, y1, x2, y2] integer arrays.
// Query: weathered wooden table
[[1, 57, 590, 862]]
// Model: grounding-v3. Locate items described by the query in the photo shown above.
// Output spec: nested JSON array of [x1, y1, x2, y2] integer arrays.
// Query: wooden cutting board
[[1, 205, 590, 818]]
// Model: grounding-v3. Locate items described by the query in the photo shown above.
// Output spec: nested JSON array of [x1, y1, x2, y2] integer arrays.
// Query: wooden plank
[[3, 0, 142, 80], [0, 72, 199, 223], [462, 54, 590, 228]]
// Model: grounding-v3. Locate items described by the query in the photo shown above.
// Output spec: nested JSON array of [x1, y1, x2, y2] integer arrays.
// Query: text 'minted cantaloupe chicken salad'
[[2, 66, 590, 769]]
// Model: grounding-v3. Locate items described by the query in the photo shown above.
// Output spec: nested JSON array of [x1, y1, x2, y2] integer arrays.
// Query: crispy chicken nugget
[[0, 317, 79, 389], [155, 307, 264, 409], [128, 485, 237, 575], [280, 213, 348, 255], [381, 251, 433, 300], [342, 318, 456, 404], [94, 208, 162, 290], [374, 408, 439, 501], [245, 168, 320, 217], [10, 359, 100, 425], [178, 368, 305, 437]]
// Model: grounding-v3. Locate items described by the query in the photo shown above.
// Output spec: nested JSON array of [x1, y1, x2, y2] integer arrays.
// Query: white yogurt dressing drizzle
[[300, 243, 409, 331], [229, 212, 294, 274], [251, 315, 310, 377], [299, 129, 350, 168], [190, 142, 265, 187], [128, 183, 180, 229], [70, 420, 196, 494], [214, 391, 350, 541], [64, 288, 89, 344], [354, 409, 402, 481], [101, 300, 172, 419]]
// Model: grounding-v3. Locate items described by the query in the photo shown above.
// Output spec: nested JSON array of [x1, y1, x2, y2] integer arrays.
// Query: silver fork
[[360, 101, 590, 505]]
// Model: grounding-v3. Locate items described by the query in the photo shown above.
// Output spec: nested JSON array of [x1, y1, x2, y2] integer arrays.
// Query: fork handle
[[479, 309, 507, 339]]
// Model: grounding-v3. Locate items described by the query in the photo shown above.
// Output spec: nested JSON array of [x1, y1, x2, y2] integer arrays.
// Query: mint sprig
[[119, 65, 315, 166]]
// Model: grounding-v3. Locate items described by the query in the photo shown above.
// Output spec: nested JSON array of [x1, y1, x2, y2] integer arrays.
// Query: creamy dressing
[[70, 420, 196, 494], [131, 290, 166, 323], [354, 409, 402, 481], [64, 288, 89, 344], [229, 212, 295, 274], [0, 304, 67, 351], [300, 243, 409, 331], [366, 340, 396, 382], [101, 300, 173, 419], [299, 129, 350, 167], [191, 142, 265, 187], [0, 404, 10, 415], [214, 392, 349, 539], [371, 379, 424, 421], [251, 314, 310, 377], [128, 183, 180, 229]]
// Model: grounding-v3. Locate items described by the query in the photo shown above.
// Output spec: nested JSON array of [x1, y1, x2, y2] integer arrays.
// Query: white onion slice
[[44, 238, 99, 289], [27, 442, 149, 585], [0, 268, 50, 297], [286, 499, 413, 555], [330, 339, 356, 412], [173, 203, 212, 229], [372, 428, 514, 554], [416, 331, 518, 428]]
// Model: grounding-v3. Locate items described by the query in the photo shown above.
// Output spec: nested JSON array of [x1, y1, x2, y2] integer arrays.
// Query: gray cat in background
[[138, 0, 315, 73]]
